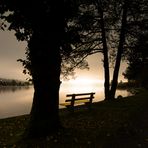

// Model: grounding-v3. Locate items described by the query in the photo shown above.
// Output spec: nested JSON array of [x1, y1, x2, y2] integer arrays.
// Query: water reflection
[[0, 86, 30, 93], [59, 82, 132, 104], [0, 86, 33, 119], [0, 84, 132, 119]]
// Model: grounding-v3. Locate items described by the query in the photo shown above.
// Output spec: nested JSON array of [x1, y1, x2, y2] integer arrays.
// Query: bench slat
[[60, 99, 90, 106], [65, 97, 94, 102], [60, 102, 71, 106], [66, 92, 95, 97]]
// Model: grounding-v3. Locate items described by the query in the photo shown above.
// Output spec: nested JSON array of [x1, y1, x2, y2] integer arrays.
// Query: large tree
[[0, 0, 66, 137], [109, 0, 128, 99], [114, 0, 148, 89]]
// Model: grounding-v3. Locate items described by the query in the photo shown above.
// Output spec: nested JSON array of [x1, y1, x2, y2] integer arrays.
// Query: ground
[[0, 89, 148, 148]]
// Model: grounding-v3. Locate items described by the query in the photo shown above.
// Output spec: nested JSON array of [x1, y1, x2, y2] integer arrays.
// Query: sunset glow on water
[[60, 78, 104, 104], [0, 79, 132, 119], [61, 78, 103, 93]]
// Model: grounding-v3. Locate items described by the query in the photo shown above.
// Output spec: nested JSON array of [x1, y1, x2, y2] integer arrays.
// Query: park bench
[[60, 92, 95, 112]]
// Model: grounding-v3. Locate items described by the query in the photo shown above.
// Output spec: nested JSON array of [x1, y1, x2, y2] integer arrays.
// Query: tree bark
[[110, 1, 128, 99], [25, 1, 65, 137], [97, 0, 110, 100], [101, 18, 110, 101], [25, 31, 62, 137]]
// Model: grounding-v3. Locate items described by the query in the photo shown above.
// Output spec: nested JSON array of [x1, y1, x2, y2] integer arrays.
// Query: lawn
[[0, 89, 148, 148]]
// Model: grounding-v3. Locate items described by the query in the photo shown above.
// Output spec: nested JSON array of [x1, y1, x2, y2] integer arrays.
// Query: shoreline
[[0, 87, 144, 120]]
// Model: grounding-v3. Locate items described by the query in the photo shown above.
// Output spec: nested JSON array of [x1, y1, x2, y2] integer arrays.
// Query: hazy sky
[[0, 30, 27, 80], [0, 30, 127, 82]]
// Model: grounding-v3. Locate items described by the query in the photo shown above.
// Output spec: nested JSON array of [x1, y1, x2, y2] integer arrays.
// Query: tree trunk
[[25, 31, 62, 137], [102, 20, 110, 101], [25, 1, 65, 137], [97, 0, 110, 100], [110, 1, 128, 99]]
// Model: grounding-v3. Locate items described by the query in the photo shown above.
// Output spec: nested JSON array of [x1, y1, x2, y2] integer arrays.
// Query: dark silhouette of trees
[[96, 0, 110, 100], [122, 0, 148, 88], [107, 0, 148, 99], [109, 0, 128, 99], [123, 32, 148, 88], [68, 0, 148, 99], [59, 0, 128, 100], [69, 0, 147, 100]]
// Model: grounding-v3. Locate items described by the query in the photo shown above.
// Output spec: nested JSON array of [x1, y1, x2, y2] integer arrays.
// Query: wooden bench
[[60, 92, 95, 112]]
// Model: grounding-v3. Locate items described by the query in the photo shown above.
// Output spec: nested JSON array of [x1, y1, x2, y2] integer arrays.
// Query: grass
[[0, 90, 148, 148]]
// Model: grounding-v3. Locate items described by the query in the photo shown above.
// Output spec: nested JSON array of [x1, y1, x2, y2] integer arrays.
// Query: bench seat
[[60, 99, 90, 106]]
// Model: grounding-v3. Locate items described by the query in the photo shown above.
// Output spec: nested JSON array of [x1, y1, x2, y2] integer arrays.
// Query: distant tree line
[[0, 78, 31, 86]]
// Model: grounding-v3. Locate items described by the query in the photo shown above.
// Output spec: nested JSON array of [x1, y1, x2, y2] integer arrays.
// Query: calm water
[[0, 83, 132, 119]]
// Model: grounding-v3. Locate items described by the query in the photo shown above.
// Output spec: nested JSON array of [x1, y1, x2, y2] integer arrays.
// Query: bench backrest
[[65, 92, 95, 105]]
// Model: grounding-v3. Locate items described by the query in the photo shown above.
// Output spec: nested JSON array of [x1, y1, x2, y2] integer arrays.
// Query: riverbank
[[0, 90, 148, 147]]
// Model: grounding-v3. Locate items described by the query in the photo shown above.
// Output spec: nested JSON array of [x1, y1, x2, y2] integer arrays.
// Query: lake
[[0, 83, 132, 119]]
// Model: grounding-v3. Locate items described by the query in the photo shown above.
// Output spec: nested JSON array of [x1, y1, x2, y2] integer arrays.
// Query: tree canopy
[[1, 0, 67, 136]]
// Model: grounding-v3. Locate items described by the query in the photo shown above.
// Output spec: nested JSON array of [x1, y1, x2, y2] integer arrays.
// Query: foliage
[[62, 0, 148, 98], [123, 32, 148, 88], [122, 0, 148, 86], [0, 0, 67, 136], [61, 0, 122, 83], [0, 0, 93, 80]]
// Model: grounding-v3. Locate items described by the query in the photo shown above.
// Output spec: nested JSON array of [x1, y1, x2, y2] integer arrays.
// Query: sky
[[0, 30, 27, 80], [0, 30, 127, 82]]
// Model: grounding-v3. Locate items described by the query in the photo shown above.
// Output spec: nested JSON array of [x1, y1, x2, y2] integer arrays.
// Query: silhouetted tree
[[0, 0, 66, 137], [16, 1, 89, 80], [118, 0, 148, 89], [95, 0, 148, 99], [109, 0, 128, 99], [123, 32, 148, 88]]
